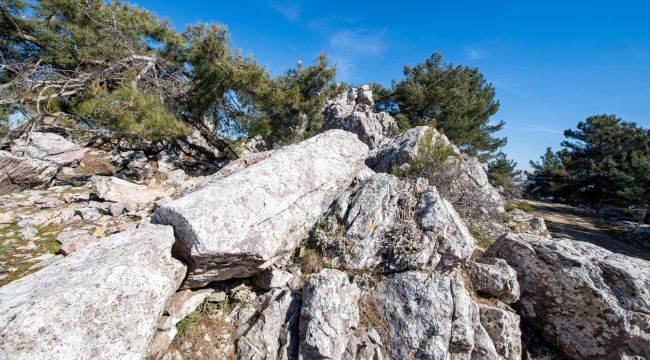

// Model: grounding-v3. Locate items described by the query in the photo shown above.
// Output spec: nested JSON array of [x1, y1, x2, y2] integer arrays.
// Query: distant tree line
[[526, 115, 649, 212], [1, 0, 518, 185]]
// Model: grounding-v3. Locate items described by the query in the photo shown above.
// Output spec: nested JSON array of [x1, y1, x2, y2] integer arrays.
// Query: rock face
[[315, 172, 474, 271], [90, 175, 170, 205], [237, 288, 301, 360], [376, 271, 521, 360], [153, 130, 368, 286], [299, 269, 360, 360], [486, 233, 650, 359], [0, 150, 59, 192], [366, 125, 505, 215], [467, 258, 520, 303], [322, 85, 398, 149], [0, 225, 186, 359], [10, 131, 87, 166]]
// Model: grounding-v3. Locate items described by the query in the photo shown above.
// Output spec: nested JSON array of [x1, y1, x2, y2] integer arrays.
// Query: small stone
[[252, 268, 293, 290], [109, 202, 125, 216], [59, 233, 98, 255], [117, 222, 138, 233], [207, 291, 227, 303], [77, 207, 101, 220]]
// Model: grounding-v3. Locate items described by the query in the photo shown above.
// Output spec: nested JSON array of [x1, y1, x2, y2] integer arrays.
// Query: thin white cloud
[[463, 44, 485, 61], [505, 123, 563, 136], [268, 0, 302, 21], [329, 28, 386, 57], [327, 28, 388, 82]]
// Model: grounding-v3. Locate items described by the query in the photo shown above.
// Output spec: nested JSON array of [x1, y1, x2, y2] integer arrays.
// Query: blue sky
[[133, 0, 650, 170]]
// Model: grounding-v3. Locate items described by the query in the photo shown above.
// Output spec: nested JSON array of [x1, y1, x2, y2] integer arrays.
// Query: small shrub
[[292, 245, 324, 275], [393, 128, 455, 182], [468, 224, 495, 250], [506, 200, 533, 213]]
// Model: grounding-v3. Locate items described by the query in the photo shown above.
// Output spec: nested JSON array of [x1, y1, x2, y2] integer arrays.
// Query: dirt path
[[525, 200, 649, 261]]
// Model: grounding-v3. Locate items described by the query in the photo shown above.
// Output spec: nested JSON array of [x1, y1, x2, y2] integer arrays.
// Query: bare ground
[[525, 200, 649, 261]]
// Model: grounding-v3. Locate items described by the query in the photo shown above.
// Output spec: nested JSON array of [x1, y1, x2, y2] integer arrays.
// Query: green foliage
[[505, 200, 533, 213], [376, 53, 506, 159], [393, 128, 455, 180], [253, 53, 342, 146], [487, 152, 522, 196], [527, 115, 650, 209], [74, 85, 187, 141]]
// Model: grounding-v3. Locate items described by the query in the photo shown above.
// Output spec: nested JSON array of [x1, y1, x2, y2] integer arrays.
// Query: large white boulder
[[153, 130, 368, 286], [486, 233, 650, 359], [0, 225, 186, 359]]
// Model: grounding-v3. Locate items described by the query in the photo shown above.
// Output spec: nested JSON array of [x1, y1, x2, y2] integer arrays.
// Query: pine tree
[[376, 53, 505, 160]]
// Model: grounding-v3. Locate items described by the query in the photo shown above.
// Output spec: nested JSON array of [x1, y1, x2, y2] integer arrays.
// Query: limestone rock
[[300, 269, 360, 360], [476, 302, 522, 360], [316, 172, 473, 271], [0, 225, 186, 359], [322, 85, 398, 149], [237, 288, 301, 360], [366, 126, 505, 216], [252, 268, 294, 290], [467, 258, 520, 303], [91, 175, 170, 205], [0, 150, 58, 192], [486, 233, 650, 359], [10, 131, 87, 166], [376, 271, 454, 360], [416, 186, 475, 264], [179, 150, 274, 196], [153, 130, 368, 286]]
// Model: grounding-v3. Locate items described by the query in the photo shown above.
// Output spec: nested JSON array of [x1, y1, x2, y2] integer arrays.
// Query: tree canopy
[[375, 52, 506, 161], [1, 0, 339, 154], [526, 115, 650, 209]]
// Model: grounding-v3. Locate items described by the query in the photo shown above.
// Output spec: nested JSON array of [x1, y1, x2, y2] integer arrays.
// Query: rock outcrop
[[486, 233, 650, 359], [153, 130, 368, 286], [299, 269, 360, 360], [0, 225, 186, 359], [322, 85, 398, 148], [315, 172, 474, 271], [467, 257, 520, 303], [366, 125, 505, 216]]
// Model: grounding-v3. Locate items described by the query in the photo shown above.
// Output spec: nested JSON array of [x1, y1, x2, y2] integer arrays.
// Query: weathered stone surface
[[154, 130, 368, 285], [237, 288, 301, 360], [366, 125, 505, 216], [178, 150, 274, 196], [467, 258, 520, 303], [300, 269, 360, 360], [10, 131, 87, 166], [252, 268, 294, 290], [56, 149, 117, 181], [58, 231, 98, 255], [417, 186, 475, 264], [91, 175, 170, 205], [322, 85, 398, 149], [476, 301, 522, 360], [376, 271, 454, 359], [316, 172, 473, 271], [486, 233, 650, 359], [0, 150, 58, 192], [0, 225, 186, 359]]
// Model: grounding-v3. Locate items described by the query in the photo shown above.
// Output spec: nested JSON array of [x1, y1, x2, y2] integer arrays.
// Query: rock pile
[[0, 86, 647, 360]]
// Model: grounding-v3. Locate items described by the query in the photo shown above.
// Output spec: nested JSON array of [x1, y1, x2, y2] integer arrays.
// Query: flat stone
[[0, 150, 58, 192], [153, 130, 368, 286], [0, 225, 186, 359], [91, 175, 171, 205]]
